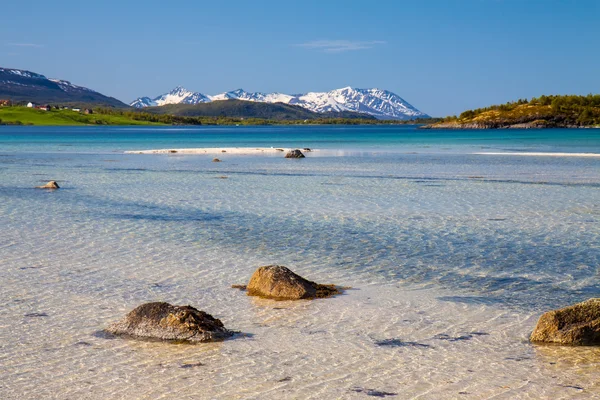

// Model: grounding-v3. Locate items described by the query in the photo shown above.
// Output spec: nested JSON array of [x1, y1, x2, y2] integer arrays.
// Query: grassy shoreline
[[0, 107, 164, 126]]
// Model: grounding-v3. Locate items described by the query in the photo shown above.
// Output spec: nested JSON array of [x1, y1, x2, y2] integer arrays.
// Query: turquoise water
[[2, 125, 600, 153], [1, 125, 600, 399]]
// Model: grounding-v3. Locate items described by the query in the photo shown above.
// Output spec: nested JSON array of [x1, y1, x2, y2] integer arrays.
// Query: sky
[[1, 0, 599, 116]]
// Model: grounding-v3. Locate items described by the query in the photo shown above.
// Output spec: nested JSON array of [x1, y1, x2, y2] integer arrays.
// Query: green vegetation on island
[[428, 94, 600, 129]]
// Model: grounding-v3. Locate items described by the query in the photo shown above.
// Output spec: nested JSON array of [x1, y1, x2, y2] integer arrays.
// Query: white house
[[27, 102, 35, 108]]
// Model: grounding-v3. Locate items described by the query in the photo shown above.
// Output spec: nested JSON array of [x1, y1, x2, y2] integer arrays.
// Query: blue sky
[[1, 0, 598, 116]]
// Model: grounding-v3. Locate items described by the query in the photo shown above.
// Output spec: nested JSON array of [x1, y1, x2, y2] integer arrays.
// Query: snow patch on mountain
[[49, 79, 98, 93], [0, 68, 46, 79], [131, 86, 428, 119], [130, 96, 157, 108], [209, 89, 295, 104]]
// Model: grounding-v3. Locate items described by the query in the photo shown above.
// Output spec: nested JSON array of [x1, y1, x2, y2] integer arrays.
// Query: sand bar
[[124, 147, 312, 155], [474, 152, 600, 157]]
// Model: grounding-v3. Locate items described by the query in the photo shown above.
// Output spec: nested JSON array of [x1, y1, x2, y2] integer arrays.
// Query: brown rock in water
[[212, 158, 222, 162], [36, 181, 60, 189], [246, 265, 340, 300], [285, 149, 305, 159], [530, 298, 600, 345], [105, 302, 234, 342]]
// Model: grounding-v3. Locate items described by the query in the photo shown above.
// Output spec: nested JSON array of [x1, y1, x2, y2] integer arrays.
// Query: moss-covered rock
[[105, 302, 234, 343], [530, 298, 600, 345], [246, 265, 340, 300], [285, 149, 305, 158]]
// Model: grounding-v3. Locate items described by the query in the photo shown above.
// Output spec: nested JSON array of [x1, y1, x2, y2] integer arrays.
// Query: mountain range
[[131, 86, 429, 120], [0, 67, 127, 107], [143, 99, 376, 121], [0, 66, 429, 120]]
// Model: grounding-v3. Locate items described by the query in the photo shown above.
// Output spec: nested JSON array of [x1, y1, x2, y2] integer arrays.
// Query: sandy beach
[[474, 152, 600, 157], [124, 147, 313, 155]]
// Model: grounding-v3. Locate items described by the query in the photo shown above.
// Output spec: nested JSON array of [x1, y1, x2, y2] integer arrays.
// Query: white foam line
[[124, 147, 313, 155], [474, 152, 600, 158]]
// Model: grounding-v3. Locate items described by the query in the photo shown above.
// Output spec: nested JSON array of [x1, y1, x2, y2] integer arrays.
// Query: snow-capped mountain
[[130, 86, 211, 108], [0, 67, 127, 107], [290, 87, 425, 119], [131, 86, 428, 119]]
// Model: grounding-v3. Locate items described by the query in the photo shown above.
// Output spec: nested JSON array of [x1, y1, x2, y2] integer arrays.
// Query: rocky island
[[424, 95, 600, 129]]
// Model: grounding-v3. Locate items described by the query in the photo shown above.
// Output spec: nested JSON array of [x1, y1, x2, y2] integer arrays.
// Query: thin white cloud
[[6, 43, 44, 48], [297, 40, 386, 53]]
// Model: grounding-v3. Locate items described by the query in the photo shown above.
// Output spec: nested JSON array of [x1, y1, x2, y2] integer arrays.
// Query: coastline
[[2, 125, 600, 399], [423, 122, 599, 130]]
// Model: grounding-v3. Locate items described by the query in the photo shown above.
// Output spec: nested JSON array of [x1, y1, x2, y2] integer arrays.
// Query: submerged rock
[[36, 180, 60, 189], [285, 149, 305, 159], [530, 298, 600, 345], [105, 302, 234, 343], [246, 265, 341, 300]]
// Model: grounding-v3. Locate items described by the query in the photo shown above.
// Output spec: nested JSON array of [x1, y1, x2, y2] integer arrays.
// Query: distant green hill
[[143, 99, 376, 120], [428, 95, 600, 129]]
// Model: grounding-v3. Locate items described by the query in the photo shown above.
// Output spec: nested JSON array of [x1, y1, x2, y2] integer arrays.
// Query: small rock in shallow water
[[105, 302, 234, 343], [24, 312, 49, 318], [530, 298, 600, 345], [285, 149, 305, 158], [245, 265, 341, 300], [36, 181, 60, 189], [212, 158, 222, 162], [375, 338, 431, 348], [434, 334, 473, 342], [350, 387, 398, 397], [180, 362, 204, 368]]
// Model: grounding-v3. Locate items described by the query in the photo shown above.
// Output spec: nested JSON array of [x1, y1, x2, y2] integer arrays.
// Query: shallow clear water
[[1, 126, 599, 399]]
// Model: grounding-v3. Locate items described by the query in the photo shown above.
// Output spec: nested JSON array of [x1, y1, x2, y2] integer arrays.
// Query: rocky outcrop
[[285, 149, 305, 158], [105, 302, 234, 342], [530, 298, 600, 345], [246, 265, 340, 300], [36, 181, 60, 189]]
